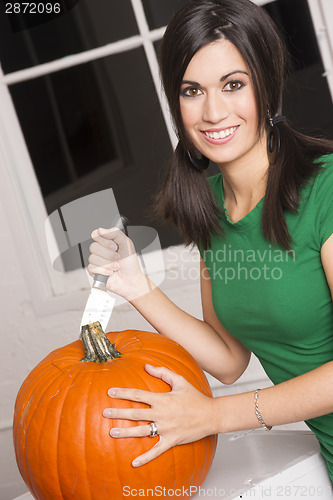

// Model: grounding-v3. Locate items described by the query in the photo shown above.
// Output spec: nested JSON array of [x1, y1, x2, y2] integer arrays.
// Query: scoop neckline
[[218, 174, 265, 231]]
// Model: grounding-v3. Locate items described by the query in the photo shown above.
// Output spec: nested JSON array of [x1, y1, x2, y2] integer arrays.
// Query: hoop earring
[[187, 150, 209, 171], [267, 113, 285, 164], [267, 128, 281, 164]]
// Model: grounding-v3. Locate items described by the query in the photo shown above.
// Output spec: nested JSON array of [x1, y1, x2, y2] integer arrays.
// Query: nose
[[202, 92, 229, 124]]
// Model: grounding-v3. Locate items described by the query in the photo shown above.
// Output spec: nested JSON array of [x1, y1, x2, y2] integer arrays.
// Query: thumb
[[144, 364, 184, 389]]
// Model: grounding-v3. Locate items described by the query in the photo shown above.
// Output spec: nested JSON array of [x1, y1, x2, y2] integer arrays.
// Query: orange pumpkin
[[13, 323, 217, 499]]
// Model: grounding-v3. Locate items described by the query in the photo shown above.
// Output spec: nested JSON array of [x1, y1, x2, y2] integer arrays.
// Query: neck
[[218, 137, 269, 221]]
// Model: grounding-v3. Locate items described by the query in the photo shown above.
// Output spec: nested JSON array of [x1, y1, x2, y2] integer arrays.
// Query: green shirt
[[200, 154, 333, 479]]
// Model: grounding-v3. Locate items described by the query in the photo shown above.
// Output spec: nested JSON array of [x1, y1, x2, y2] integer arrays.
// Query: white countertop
[[193, 429, 332, 499]]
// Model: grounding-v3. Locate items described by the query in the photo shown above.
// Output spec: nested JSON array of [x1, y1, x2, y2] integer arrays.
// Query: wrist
[[214, 392, 261, 434], [125, 274, 156, 303]]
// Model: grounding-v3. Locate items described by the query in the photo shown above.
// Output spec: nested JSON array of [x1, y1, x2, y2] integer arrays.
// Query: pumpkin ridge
[[15, 365, 65, 498], [14, 362, 54, 438], [27, 368, 73, 499], [48, 367, 90, 499], [83, 370, 97, 500], [127, 341, 206, 380], [55, 366, 96, 499]]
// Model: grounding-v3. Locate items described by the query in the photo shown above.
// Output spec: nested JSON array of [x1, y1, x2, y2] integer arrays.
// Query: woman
[[88, 0, 333, 479]]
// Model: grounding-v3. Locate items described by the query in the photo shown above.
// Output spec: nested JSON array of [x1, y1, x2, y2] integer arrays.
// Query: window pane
[[142, 0, 187, 30], [9, 47, 179, 269], [0, 0, 139, 74], [264, 0, 333, 138]]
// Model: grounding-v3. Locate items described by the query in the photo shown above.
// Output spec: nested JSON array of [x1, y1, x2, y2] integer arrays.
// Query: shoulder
[[299, 154, 333, 201], [314, 153, 333, 177], [208, 173, 222, 187], [312, 153, 333, 195], [308, 154, 333, 247]]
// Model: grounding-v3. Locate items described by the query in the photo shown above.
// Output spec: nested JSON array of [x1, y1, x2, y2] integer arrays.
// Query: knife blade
[[80, 216, 129, 334]]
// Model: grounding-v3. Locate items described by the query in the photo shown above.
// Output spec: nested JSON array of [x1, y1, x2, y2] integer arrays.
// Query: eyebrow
[[181, 70, 249, 86]]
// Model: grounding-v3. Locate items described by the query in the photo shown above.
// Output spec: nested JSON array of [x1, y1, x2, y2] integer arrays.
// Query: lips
[[201, 126, 238, 144]]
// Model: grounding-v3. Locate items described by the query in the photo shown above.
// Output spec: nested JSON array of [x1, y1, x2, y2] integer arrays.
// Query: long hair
[[153, 0, 333, 250]]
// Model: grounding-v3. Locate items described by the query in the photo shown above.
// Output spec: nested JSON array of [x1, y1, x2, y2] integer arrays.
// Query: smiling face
[[179, 39, 268, 170]]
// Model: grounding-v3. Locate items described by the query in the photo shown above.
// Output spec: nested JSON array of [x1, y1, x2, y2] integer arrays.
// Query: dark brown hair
[[153, 0, 333, 250]]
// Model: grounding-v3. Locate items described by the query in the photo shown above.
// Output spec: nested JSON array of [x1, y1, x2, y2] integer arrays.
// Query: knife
[[80, 216, 129, 333]]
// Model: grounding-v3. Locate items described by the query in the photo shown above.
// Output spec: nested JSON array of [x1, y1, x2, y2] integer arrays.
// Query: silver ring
[[148, 422, 158, 437]]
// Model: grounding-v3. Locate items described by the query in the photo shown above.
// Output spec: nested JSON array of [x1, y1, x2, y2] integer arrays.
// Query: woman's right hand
[[88, 227, 152, 301]]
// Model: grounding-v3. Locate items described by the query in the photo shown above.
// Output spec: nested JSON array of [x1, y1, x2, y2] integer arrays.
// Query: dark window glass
[[264, 0, 320, 69], [142, 0, 187, 30], [0, 0, 139, 74], [264, 0, 333, 138], [9, 47, 179, 269]]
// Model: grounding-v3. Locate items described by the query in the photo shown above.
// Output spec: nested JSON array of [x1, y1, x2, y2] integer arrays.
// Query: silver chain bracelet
[[254, 389, 272, 432]]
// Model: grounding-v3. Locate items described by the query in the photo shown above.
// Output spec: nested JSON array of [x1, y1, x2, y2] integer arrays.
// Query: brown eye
[[224, 81, 243, 92], [182, 87, 203, 97]]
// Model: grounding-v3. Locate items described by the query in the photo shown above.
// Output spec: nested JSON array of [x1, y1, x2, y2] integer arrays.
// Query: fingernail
[[108, 389, 116, 397], [132, 460, 140, 467], [113, 262, 120, 270], [109, 242, 118, 250], [99, 228, 109, 235], [110, 428, 120, 437], [103, 409, 112, 418]]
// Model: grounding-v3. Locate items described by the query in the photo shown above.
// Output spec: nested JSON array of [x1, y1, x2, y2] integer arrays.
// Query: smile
[[203, 126, 238, 140]]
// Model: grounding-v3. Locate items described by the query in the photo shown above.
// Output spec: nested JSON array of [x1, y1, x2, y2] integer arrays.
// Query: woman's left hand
[[102, 364, 217, 467]]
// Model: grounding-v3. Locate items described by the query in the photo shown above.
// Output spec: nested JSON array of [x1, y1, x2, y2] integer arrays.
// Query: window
[[264, 0, 333, 138], [0, 0, 139, 73], [0, 0, 184, 313]]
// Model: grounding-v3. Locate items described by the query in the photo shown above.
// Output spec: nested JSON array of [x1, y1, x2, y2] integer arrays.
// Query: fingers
[[102, 367, 189, 468], [107, 386, 158, 406], [105, 418, 169, 468], [103, 405, 151, 422], [87, 253, 119, 277], [132, 438, 169, 467], [88, 227, 127, 277], [91, 227, 120, 242], [91, 227, 133, 256], [144, 364, 184, 390], [91, 229, 120, 250], [89, 242, 119, 262], [109, 423, 152, 438], [107, 423, 168, 468]]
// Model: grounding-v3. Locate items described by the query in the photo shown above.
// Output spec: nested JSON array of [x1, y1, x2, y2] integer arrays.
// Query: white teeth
[[205, 127, 237, 139]]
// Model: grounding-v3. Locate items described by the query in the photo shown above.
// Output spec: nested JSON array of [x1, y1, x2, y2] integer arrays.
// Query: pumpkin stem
[[80, 322, 122, 363]]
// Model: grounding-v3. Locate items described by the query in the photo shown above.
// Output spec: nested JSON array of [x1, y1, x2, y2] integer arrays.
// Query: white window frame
[[307, 0, 333, 101], [0, 0, 177, 316], [0, 0, 332, 317]]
